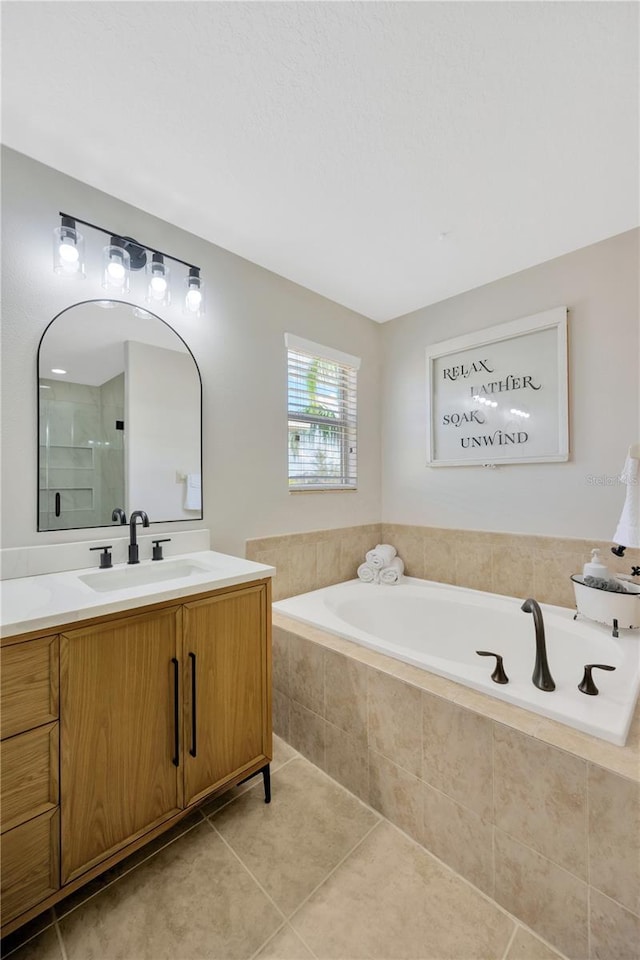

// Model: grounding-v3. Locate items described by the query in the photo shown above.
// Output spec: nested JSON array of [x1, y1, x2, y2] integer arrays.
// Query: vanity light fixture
[[53, 212, 204, 316], [52, 216, 85, 276]]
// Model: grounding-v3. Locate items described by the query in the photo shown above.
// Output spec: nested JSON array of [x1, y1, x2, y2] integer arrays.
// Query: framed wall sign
[[426, 307, 568, 466]]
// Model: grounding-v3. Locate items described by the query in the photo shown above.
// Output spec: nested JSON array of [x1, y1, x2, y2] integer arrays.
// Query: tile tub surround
[[2, 738, 571, 960], [246, 524, 382, 600], [273, 611, 640, 960], [247, 523, 640, 608], [382, 523, 640, 610]]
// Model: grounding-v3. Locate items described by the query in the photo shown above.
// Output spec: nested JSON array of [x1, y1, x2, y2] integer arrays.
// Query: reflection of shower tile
[[47, 447, 94, 469], [72, 406, 100, 445]]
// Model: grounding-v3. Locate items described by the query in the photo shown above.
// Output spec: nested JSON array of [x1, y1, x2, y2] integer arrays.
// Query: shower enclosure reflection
[[38, 301, 202, 531]]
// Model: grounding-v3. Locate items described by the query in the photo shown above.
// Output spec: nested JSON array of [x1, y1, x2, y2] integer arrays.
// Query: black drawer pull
[[171, 657, 180, 766], [189, 651, 197, 758], [55, 491, 61, 517]]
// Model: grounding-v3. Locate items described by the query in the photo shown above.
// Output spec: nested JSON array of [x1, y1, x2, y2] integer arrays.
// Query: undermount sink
[[79, 559, 213, 593]]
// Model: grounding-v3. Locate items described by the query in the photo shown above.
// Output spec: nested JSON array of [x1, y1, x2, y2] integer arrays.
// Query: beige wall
[[1, 147, 381, 554], [381, 229, 639, 542]]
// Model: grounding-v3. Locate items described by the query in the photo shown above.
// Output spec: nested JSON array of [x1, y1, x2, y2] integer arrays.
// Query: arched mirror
[[38, 300, 202, 531]]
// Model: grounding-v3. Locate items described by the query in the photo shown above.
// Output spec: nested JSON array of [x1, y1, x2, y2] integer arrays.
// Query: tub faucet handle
[[578, 663, 616, 696], [476, 650, 509, 684]]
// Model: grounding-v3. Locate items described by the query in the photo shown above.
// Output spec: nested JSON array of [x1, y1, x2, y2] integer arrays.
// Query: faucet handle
[[90, 545, 113, 569], [578, 663, 616, 696], [152, 539, 171, 561], [476, 651, 509, 684]]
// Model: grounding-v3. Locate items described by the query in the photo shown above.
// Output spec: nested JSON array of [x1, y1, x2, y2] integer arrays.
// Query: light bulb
[[107, 259, 125, 282], [59, 241, 79, 264], [150, 275, 167, 295], [53, 221, 85, 276], [186, 287, 202, 312]]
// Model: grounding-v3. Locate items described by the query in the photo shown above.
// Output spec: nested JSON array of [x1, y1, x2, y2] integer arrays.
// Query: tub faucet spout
[[521, 598, 556, 692]]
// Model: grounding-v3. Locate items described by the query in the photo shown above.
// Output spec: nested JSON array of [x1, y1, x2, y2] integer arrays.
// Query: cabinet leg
[[262, 763, 271, 804], [237, 763, 271, 803]]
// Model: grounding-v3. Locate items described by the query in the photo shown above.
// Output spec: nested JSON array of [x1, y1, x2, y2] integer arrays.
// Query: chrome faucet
[[128, 510, 150, 564], [521, 598, 556, 691], [111, 507, 127, 525]]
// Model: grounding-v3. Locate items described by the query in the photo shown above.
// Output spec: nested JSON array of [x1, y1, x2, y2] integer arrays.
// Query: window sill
[[289, 487, 358, 494]]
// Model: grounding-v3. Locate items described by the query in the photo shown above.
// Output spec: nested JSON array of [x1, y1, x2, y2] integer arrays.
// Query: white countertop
[[0, 550, 275, 639]]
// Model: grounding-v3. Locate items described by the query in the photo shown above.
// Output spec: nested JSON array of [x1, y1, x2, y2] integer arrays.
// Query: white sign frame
[[426, 307, 569, 467]]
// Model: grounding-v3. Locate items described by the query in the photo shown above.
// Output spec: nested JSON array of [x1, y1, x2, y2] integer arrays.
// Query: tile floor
[[3, 738, 567, 960]]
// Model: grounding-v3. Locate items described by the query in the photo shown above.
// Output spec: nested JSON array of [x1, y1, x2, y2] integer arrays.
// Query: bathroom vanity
[[0, 551, 274, 936]]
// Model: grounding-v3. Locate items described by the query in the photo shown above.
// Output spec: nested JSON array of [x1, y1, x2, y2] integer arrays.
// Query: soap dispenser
[[583, 549, 611, 580]]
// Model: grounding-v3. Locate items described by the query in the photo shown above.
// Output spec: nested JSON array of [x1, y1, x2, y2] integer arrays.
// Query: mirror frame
[[36, 299, 203, 532]]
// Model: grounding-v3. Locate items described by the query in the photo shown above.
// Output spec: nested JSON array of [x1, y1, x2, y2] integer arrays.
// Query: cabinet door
[[183, 583, 271, 806], [60, 607, 183, 883]]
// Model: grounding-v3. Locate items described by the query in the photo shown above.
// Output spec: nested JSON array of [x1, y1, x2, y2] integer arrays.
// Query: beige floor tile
[[505, 926, 566, 960], [422, 693, 493, 819], [589, 889, 640, 960], [422, 782, 494, 896], [255, 924, 315, 959], [57, 823, 282, 959], [211, 758, 378, 916], [494, 830, 588, 960], [2, 926, 63, 960], [368, 669, 422, 777], [291, 821, 514, 959], [272, 734, 299, 770], [494, 725, 587, 879], [588, 765, 640, 915], [54, 808, 204, 918]]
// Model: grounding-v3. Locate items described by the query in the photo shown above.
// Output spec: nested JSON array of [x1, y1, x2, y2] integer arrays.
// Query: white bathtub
[[274, 577, 640, 746]]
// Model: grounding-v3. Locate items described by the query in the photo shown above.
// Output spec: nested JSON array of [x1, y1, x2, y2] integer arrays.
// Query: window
[[285, 334, 359, 490]]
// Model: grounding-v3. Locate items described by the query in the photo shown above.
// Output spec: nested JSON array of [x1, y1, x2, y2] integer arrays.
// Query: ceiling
[[2, 2, 638, 322]]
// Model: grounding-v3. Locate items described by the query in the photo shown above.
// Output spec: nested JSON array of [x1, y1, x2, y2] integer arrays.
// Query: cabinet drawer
[[1, 723, 59, 833], [1, 637, 59, 739], [0, 808, 60, 925]]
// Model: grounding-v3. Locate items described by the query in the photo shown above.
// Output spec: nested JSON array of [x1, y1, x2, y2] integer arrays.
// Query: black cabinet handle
[[189, 652, 197, 758], [55, 492, 61, 517], [171, 658, 180, 766]]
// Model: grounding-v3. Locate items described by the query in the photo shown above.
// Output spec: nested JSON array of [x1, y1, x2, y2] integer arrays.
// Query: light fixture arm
[[58, 211, 200, 273]]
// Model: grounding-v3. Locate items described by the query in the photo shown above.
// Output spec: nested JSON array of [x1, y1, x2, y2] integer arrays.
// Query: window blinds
[[286, 336, 359, 490]]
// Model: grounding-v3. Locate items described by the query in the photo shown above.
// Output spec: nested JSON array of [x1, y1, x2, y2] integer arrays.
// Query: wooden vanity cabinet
[[1, 576, 272, 934]]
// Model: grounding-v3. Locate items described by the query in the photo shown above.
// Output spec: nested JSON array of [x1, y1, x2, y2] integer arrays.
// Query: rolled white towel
[[379, 557, 405, 585], [357, 561, 380, 583], [365, 544, 397, 569]]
